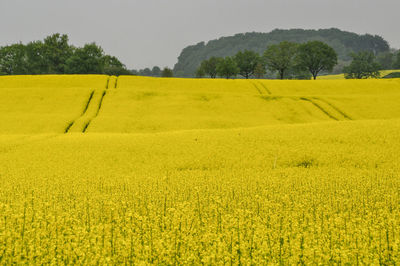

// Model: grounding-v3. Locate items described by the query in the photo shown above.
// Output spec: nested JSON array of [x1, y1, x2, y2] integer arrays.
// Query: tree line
[[131, 66, 174, 78], [197, 40, 400, 80], [344, 50, 400, 79], [0, 33, 132, 76], [0, 33, 176, 78], [196, 41, 338, 80], [1, 33, 399, 79], [174, 28, 391, 77]]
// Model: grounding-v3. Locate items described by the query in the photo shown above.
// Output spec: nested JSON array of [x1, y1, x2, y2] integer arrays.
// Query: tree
[[42, 33, 72, 73], [0, 44, 27, 75], [263, 41, 298, 79], [394, 51, 400, 69], [195, 66, 206, 78], [139, 68, 152, 76], [376, 52, 394, 70], [296, 41, 338, 80], [152, 66, 161, 77], [216, 57, 239, 79], [103, 55, 130, 76], [65, 43, 105, 74], [161, 67, 173, 77], [25, 41, 48, 74], [343, 51, 381, 79], [253, 62, 266, 79], [199, 57, 222, 78], [234, 50, 260, 79], [0, 34, 129, 75]]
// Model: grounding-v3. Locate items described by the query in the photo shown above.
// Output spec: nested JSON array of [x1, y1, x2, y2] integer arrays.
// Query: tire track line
[[64, 90, 95, 133], [114, 76, 119, 89], [82, 90, 107, 132], [82, 76, 117, 133], [251, 81, 263, 95], [256, 81, 272, 95], [299, 97, 339, 121], [313, 97, 352, 120]]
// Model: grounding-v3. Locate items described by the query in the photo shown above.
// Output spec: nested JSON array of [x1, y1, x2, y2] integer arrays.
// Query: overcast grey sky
[[0, 0, 399, 69]]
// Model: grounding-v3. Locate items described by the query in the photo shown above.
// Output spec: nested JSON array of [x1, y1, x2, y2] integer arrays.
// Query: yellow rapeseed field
[[1, 75, 400, 264], [318, 69, 400, 80]]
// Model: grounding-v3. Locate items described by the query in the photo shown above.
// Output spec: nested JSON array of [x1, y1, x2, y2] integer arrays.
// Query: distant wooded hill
[[173, 28, 390, 77]]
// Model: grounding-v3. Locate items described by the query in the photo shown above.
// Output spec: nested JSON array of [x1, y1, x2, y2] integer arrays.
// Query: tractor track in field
[[64, 90, 95, 133], [251, 81, 272, 96], [300, 97, 339, 121], [81, 76, 118, 133], [313, 97, 352, 120], [64, 76, 118, 134], [250, 79, 352, 122], [256, 81, 272, 95], [251, 82, 263, 95], [82, 90, 107, 132], [114, 76, 119, 88]]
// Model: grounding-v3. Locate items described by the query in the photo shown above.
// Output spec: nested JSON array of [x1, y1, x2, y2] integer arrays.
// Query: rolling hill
[[173, 28, 390, 77], [1, 75, 400, 264]]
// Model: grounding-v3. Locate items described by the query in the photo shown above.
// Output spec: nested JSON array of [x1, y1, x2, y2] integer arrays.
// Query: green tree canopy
[[0, 33, 130, 75], [216, 57, 239, 79], [195, 66, 206, 78], [152, 66, 161, 77], [263, 41, 298, 79], [25, 41, 48, 74], [65, 43, 105, 74], [174, 28, 390, 77], [394, 51, 400, 69], [0, 43, 27, 75], [139, 68, 152, 76], [42, 33, 72, 73], [343, 51, 381, 79], [297, 41, 338, 79], [161, 67, 174, 77], [199, 57, 223, 78], [103, 55, 131, 76], [376, 52, 394, 70], [253, 62, 266, 79], [234, 50, 261, 79]]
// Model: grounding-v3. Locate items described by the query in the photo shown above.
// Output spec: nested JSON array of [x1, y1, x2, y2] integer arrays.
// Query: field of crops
[[1, 75, 400, 264], [319, 69, 400, 80]]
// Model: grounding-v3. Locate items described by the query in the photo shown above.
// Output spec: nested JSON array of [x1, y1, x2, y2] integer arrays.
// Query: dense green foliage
[[216, 57, 239, 78], [161, 67, 174, 77], [198, 57, 223, 78], [151, 66, 162, 77], [234, 50, 262, 79], [253, 62, 266, 78], [297, 41, 338, 80], [344, 52, 381, 79], [394, 52, 400, 69], [198, 41, 337, 79], [173, 28, 390, 77], [263, 41, 298, 79], [376, 52, 395, 70], [0, 34, 130, 75]]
